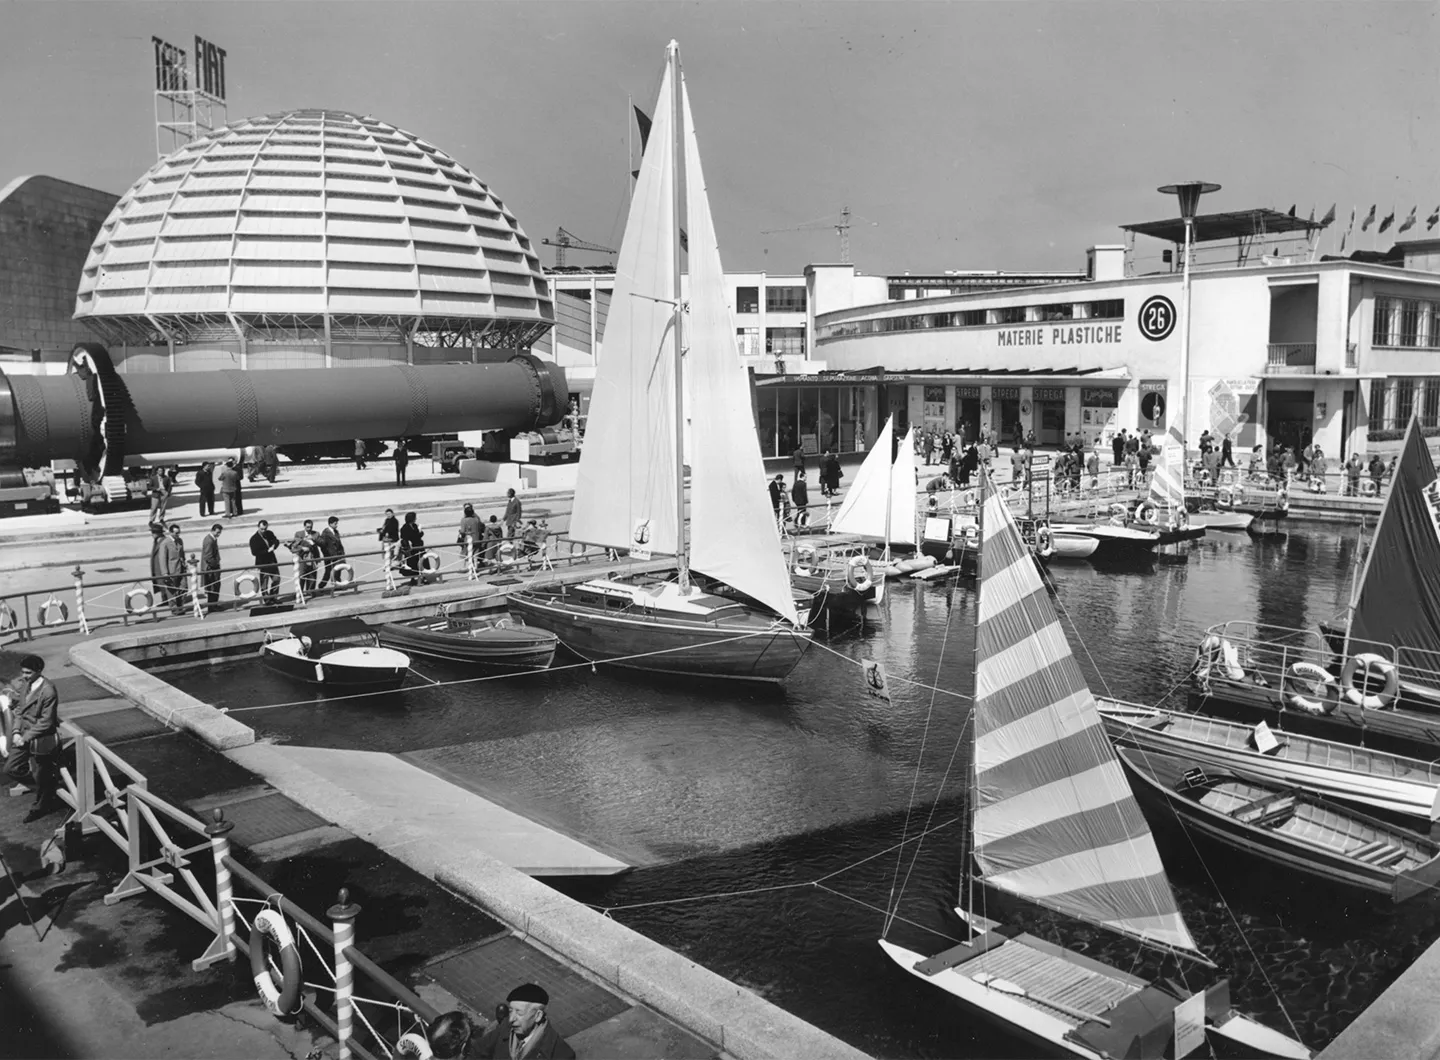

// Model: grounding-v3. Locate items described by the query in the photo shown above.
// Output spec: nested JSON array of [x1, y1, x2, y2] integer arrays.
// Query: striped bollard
[[383, 543, 398, 591], [196, 809, 237, 969], [187, 555, 204, 619], [329, 888, 362, 1059], [465, 536, 478, 581], [72, 566, 91, 635], [292, 551, 306, 607]]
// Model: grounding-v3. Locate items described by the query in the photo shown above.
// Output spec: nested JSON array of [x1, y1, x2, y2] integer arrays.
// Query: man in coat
[[195, 462, 217, 517], [471, 984, 575, 1059], [5, 655, 61, 819], [201, 523, 223, 610], [503, 488, 523, 538], [394, 442, 410, 486], [164, 523, 188, 613], [249, 519, 282, 603], [317, 515, 345, 588], [218, 459, 241, 518]]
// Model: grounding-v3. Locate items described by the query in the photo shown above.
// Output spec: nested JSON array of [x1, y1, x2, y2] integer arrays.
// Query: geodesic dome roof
[[75, 109, 553, 346]]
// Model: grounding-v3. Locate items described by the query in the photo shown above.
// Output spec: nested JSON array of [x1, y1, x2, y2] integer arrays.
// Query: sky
[[1, 1, 1436, 277]]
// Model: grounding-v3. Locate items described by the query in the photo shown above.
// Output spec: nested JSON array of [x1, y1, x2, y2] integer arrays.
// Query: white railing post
[[187, 554, 204, 619], [329, 888, 361, 1059], [465, 536, 478, 581], [72, 566, 90, 635], [195, 809, 237, 969], [292, 551, 306, 607]]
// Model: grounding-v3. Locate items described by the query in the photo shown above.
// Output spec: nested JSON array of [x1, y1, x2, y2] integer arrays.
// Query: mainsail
[[1346, 417, 1440, 664], [568, 63, 680, 556], [1147, 426, 1188, 516], [830, 416, 897, 539], [681, 77, 800, 625], [973, 470, 1201, 954], [888, 428, 918, 547]]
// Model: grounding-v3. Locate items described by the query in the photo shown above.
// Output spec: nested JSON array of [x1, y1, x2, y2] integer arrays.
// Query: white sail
[[830, 416, 895, 539], [567, 64, 680, 556], [889, 427, 917, 547], [681, 79, 799, 625], [1146, 426, 1187, 515]]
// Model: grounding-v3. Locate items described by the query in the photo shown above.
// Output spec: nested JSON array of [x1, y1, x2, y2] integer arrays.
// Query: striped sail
[[1146, 427, 1187, 516], [830, 416, 896, 539], [973, 470, 1201, 954]]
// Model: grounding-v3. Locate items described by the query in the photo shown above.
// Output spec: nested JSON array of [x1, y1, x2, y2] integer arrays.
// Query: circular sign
[[1137, 295, 1177, 342], [1141, 391, 1167, 424]]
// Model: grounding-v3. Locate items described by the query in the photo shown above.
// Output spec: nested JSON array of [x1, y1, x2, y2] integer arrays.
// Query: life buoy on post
[[1276, 487, 1290, 512], [1034, 525, 1054, 555], [1217, 487, 1234, 508], [38, 596, 69, 627], [419, 551, 442, 575], [234, 571, 261, 601], [1342, 653, 1399, 709], [330, 562, 356, 588], [0, 600, 18, 632], [1136, 502, 1159, 526], [1285, 662, 1340, 715], [249, 908, 302, 1017], [793, 545, 817, 577], [396, 1032, 434, 1059], [1193, 633, 1245, 683], [124, 585, 153, 615], [961, 489, 976, 508], [846, 555, 874, 593]]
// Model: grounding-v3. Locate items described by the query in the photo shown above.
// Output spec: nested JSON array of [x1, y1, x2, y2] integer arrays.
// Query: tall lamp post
[[1158, 181, 1220, 460]]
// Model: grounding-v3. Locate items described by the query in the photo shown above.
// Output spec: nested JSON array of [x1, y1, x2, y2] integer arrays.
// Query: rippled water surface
[[169, 523, 1440, 1058]]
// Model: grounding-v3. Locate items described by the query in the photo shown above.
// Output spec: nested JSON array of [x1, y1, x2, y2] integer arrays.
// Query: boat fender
[[1284, 662, 1340, 715], [1194, 634, 1245, 683], [1342, 653, 1399, 709], [846, 556, 874, 593], [0, 600, 16, 632], [38, 596, 69, 627], [124, 586, 153, 615], [395, 1032, 434, 1059], [234, 571, 261, 601], [1034, 525, 1053, 555], [331, 562, 355, 587], [1136, 502, 1159, 526], [249, 908, 303, 1017]]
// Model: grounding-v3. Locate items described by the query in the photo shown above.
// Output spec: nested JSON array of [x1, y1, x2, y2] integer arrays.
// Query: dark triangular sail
[[1347, 417, 1440, 666]]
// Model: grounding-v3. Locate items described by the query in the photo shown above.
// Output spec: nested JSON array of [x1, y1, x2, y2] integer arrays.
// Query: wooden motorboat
[[260, 617, 410, 692], [1119, 747, 1440, 903], [378, 612, 557, 669], [1099, 700, 1440, 823]]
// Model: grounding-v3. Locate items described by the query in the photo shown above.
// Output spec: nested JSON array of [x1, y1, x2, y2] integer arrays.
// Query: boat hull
[[1119, 748, 1440, 902], [259, 642, 409, 692], [1099, 701, 1440, 821], [1047, 524, 1159, 561], [377, 617, 557, 669], [506, 591, 811, 682]]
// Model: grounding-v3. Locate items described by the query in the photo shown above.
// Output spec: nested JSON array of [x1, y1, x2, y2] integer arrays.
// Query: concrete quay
[[1319, 934, 1440, 1058]]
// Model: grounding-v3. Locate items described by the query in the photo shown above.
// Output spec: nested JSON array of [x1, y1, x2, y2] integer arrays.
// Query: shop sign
[[991, 386, 1020, 400], [1033, 387, 1065, 401], [996, 324, 1124, 347], [956, 386, 981, 398], [1080, 387, 1119, 407], [1139, 379, 1168, 429]]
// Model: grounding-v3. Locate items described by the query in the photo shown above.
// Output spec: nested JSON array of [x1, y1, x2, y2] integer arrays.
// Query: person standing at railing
[[5, 655, 61, 821], [483, 515, 504, 566], [1309, 449, 1328, 492], [378, 508, 400, 571], [457, 503, 482, 567], [1220, 433, 1236, 469], [1345, 452, 1364, 496], [201, 523, 223, 610], [504, 488, 523, 539], [400, 512, 425, 583], [249, 519, 281, 604], [1368, 453, 1387, 494], [290, 523, 321, 596], [317, 516, 345, 589]]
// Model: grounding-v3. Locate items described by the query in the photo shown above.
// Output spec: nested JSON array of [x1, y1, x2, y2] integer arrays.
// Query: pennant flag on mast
[[1307, 206, 1315, 224], [1286, 204, 1296, 218], [1347, 206, 1356, 231], [1320, 203, 1337, 227], [630, 104, 686, 248], [1379, 207, 1396, 234], [1399, 206, 1418, 234], [1428, 206, 1440, 231], [1340, 230, 1348, 253], [1362, 204, 1377, 231]]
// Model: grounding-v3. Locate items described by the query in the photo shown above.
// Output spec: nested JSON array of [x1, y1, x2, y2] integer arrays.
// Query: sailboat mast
[[670, 41, 689, 589]]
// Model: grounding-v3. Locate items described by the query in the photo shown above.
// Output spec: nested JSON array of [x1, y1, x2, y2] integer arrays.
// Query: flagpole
[[627, 94, 634, 212]]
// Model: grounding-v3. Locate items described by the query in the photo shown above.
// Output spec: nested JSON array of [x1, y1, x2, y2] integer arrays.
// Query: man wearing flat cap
[[472, 983, 575, 1059], [4, 655, 61, 820]]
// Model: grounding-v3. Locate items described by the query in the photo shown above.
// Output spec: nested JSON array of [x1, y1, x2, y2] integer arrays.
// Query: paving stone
[[210, 791, 328, 847], [68, 706, 171, 744]]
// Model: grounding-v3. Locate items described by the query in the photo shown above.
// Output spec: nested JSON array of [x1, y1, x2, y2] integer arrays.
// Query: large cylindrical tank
[[2, 345, 568, 479]]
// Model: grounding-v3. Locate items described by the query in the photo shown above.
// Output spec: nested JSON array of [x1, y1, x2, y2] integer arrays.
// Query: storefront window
[[820, 388, 840, 454], [755, 387, 778, 457]]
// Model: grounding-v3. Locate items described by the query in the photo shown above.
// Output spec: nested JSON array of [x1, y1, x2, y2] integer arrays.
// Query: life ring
[[234, 571, 261, 601], [396, 1032, 434, 1059], [1220, 470, 1236, 486], [846, 555, 874, 593], [1217, 487, 1234, 508], [0, 601, 17, 632], [1194, 633, 1245, 682], [38, 596, 69, 627], [1136, 502, 1159, 526], [1360, 479, 1378, 497], [1034, 525, 1053, 554], [961, 489, 976, 508], [330, 562, 355, 587], [1276, 487, 1290, 512], [1342, 653, 1399, 709], [1285, 662, 1340, 715], [793, 545, 817, 577], [419, 551, 442, 574], [980, 398, 992, 414], [249, 908, 302, 1017], [124, 585, 154, 615], [1020, 400, 1032, 416]]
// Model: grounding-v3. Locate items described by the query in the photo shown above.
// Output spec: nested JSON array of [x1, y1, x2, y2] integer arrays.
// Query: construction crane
[[760, 205, 875, 265], [540, 227, 617, 268]]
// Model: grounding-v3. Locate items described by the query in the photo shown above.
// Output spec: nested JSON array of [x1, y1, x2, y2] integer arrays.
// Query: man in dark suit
[[201, 523, 223, 609], [317, 515, 345, 588], [5, 655, 61, 820], [249, 519, 281, 603], [470, 984, 575, 1059]]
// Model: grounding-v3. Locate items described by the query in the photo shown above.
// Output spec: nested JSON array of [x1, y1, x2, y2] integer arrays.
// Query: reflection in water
[[167, 525, 1437, 1058]]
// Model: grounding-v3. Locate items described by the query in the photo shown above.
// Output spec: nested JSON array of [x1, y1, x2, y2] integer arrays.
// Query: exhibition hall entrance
[[1266, 389, 1314, 455]]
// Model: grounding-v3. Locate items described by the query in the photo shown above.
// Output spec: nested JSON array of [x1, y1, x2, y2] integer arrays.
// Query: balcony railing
[[1266, 342, 1317, 373]]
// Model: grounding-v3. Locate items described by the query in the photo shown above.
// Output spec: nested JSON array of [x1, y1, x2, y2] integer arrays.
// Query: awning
[[754, 366, 1132, 386], [1122, 208, 1322, 244]]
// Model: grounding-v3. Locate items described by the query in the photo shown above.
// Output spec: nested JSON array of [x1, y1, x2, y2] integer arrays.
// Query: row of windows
[[817, 299, 1124, 340], [1373, 297, 1440, 349], [735, 286, 807, 314], [1372, 377, 1440, 428], [736, 326, 805, 357]]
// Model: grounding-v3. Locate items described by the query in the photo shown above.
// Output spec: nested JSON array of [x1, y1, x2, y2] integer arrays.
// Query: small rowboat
[[378, 612, 557, 669], [1119, 747, 1440, 903], [260, 617, 410, 692]]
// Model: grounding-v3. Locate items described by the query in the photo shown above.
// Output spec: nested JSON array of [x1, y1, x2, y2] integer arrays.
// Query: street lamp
[[1158, 181, 1220, 459]]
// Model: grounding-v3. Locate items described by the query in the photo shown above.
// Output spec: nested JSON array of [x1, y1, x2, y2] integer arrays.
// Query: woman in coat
[[399, 512, 425, 582]]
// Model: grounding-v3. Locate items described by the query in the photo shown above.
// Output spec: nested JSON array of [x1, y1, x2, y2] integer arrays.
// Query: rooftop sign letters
[[996, 323, 1123, 348], [152, 37, 187, 92], [195, 36, 227, 100], [152, 35, 226, 100]]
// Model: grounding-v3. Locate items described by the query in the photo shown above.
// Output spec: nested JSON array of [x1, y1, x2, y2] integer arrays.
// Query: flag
[[1340, 230, 1348, 253], [1399, 206, 1418, 234], [1320, 203, 1336, 227], [1348, 206, 1356, 231], [1362, 204, 1377, 231], [633, 105, 652, 151], [1287, 204, 1297, 217], [1379, 207, 1396, 233], [1428, 206, 1440, 231]]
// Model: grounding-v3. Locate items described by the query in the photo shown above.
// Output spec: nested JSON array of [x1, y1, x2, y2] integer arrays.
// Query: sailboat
[[507, 43, 812, 683], [1136, 428, 1215, 539], [878, 469, 1310, 1059], [829, 416, 922, 571]]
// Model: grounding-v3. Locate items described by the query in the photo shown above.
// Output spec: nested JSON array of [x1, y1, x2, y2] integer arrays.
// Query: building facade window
[[814, 298, 1125, 340], [736, 286, 759, 314], [1395, 377, 1417, 426], [766, 286, 806, 313], [754, 385, 864, 456], [1373, 296, 1440, 349], [735, 327, 760, 356], [766, 326, 805, 356], [1424, 381, 1440, 429]]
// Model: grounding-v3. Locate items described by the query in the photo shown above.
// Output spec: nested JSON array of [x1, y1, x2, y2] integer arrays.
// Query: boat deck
[[963, 939, 1142, 1027]]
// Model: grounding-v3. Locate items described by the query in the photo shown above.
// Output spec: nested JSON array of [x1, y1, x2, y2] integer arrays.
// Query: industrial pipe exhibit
[[0, 343, 570, 481]]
